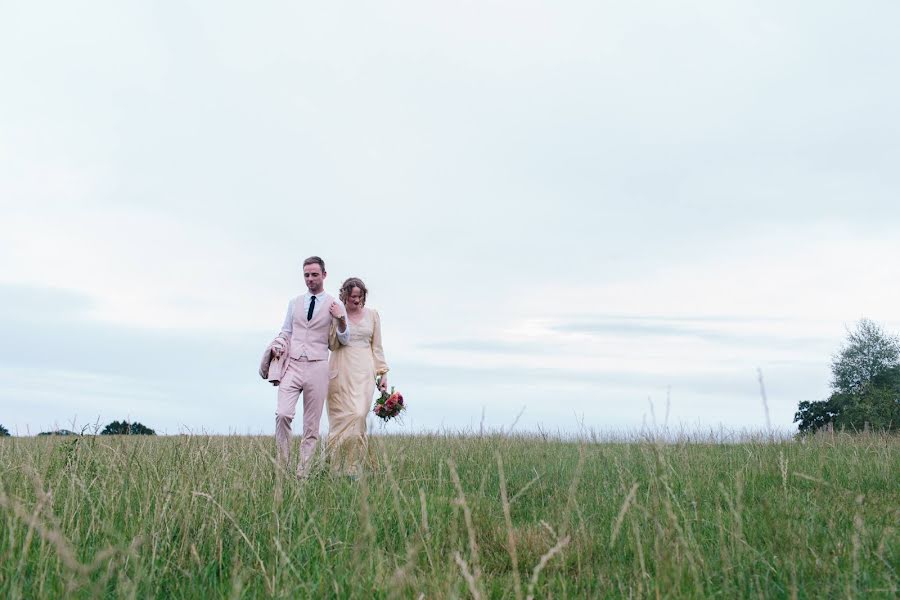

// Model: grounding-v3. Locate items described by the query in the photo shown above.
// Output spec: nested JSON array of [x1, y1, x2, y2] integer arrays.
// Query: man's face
[[303, 264, 325, 294]]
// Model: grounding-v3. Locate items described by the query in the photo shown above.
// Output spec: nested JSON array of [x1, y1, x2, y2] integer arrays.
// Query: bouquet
[[373, 376, 405, 421]]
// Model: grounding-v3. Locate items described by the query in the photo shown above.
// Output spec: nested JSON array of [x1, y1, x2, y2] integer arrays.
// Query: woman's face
[[346, 287, 364, 309]]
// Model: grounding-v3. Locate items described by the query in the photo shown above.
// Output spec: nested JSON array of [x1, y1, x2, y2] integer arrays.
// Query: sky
[[1, 1, 898, 436]]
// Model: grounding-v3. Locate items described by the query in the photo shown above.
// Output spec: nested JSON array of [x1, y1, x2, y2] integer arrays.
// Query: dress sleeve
[[328, 321, 339, 351], [371, 309, 389, 375], [334, 300, 350, 346]]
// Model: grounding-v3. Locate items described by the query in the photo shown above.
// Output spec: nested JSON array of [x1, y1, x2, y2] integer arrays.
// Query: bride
[[326, 277, 389, 477]]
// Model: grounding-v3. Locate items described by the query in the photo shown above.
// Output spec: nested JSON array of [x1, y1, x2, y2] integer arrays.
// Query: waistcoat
[[288, 293, 334, 361]]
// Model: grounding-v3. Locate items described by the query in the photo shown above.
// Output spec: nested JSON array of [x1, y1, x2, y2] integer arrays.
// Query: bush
[[100, 421, 156, 435], [0, 424, 9, 437]]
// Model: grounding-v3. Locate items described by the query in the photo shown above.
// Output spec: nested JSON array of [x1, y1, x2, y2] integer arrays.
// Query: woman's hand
[[378, 375, 388, 393]]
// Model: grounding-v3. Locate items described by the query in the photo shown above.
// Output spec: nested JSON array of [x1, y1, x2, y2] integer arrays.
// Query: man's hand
[[271, 340, 285, 357], [329, 301, 345, 319]]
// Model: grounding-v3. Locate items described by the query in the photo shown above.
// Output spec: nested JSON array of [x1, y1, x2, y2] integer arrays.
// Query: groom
[[271, 256, 348, 477]]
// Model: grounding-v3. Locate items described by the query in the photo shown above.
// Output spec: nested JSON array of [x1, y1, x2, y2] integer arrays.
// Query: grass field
[[0, 431, 897, 598]]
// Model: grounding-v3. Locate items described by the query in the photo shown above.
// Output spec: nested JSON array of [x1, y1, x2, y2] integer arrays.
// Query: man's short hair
[[302, 256, 326, 272]]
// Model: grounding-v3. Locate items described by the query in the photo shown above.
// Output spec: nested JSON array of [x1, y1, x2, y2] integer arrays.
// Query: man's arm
[[272, 299, 294, 355], [280, 299, 294, 335]]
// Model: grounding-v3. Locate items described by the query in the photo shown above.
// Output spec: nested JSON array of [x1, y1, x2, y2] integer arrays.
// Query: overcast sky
[[1, 1, 898, 435]]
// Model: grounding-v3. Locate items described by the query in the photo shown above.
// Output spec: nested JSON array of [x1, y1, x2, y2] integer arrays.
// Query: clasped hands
[[328, 300, 345, 320]]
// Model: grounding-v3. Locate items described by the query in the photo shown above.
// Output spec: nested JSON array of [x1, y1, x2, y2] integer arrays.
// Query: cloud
[[0, 284, 278, 434], [512, 225, 900, 330], [0, 208, 293, 331], [550, 316, 830, 348], [0, 284, 95, 322], [420, 339, 548, 355], [0, 285, 267, 380], [420, 313, 833, 365], [396, 360, 801, 397]]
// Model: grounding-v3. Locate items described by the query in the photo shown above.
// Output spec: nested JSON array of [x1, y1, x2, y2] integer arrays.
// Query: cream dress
[[326, 308, 388, 475]]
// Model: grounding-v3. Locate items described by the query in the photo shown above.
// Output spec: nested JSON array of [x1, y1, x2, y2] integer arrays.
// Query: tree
[[0, 424, 9, 437], [831, 318, 900, 395], [794, 398, 841, 434], [832, 367, 900, 431], [796, 319, 900, 433], [100, 420, 156, 435]]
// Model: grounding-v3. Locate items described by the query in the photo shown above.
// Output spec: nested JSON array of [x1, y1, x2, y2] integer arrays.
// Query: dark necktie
[[307, 295, 316, 321]]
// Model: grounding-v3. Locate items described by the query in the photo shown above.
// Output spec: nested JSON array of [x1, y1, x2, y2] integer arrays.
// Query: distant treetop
[[100, 421, 156, 435], [0, 424, 9, 437], [830, 318, 900, 395]]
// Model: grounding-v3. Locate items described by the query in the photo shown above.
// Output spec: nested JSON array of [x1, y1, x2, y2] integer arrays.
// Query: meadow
[[0, 431, 897, 599]]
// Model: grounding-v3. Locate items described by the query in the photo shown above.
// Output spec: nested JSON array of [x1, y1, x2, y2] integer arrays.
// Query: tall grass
[[0, 431, 897, 598]]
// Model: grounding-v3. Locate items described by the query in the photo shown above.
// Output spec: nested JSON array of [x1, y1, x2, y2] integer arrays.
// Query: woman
[[326, 277, 389, 477]]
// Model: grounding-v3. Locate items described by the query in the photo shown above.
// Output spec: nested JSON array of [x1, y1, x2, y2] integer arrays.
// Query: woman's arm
[[372, 309, 389, 389]]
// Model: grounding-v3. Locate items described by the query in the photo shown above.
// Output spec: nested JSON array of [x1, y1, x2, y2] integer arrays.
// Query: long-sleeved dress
[[326, 307, 389, 475]]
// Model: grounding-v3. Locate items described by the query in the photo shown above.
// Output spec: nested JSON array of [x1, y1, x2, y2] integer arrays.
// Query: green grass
[[0, 431, 897, 598]]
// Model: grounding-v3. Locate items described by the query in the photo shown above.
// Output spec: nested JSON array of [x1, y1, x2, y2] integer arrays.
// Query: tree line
[[0, 421, 156, 437]]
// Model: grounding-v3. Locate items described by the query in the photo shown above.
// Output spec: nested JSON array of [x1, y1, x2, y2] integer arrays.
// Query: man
[[270, 256, 349, 477]]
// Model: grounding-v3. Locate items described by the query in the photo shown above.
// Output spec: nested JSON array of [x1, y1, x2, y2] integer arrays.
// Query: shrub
[[100, 421, 156, 435]]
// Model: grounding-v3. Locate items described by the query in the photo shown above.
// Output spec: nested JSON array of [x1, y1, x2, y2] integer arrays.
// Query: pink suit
[[273, 292, 342, 476]]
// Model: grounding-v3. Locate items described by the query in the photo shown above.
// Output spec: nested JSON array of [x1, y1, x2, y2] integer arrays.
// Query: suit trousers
[[275, 357, 329, 476]]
